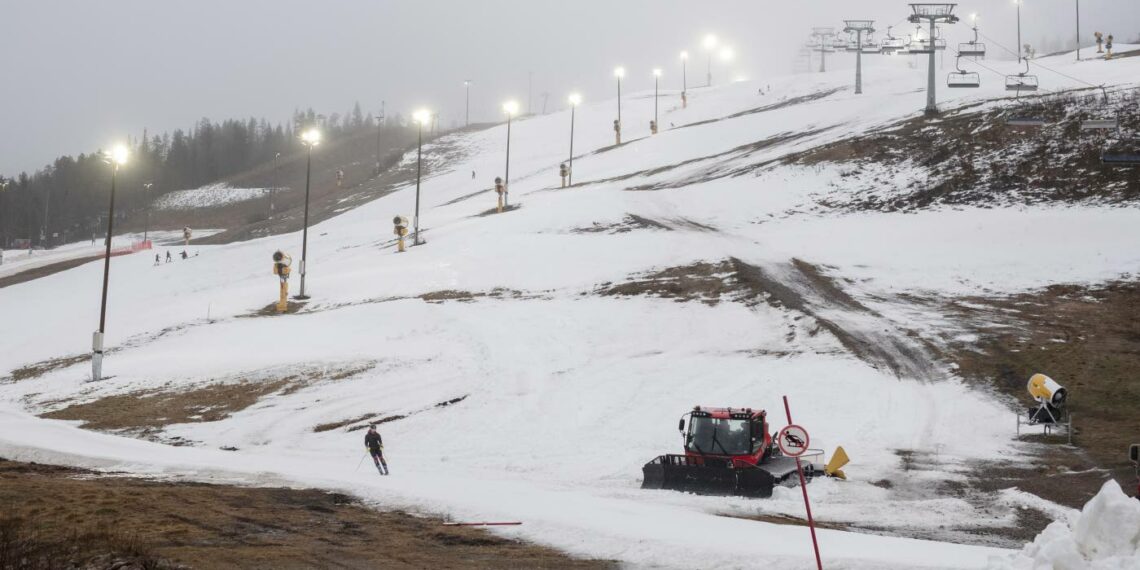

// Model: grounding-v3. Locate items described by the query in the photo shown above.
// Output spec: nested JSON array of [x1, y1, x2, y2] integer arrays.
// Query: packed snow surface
[[1, 48, 1139, 569], [997, 480, 1140, 570], [153, 183, 274, 210]]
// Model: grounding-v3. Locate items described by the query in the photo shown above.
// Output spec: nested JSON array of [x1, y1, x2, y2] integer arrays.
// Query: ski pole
[[355, 451, 368, 472]]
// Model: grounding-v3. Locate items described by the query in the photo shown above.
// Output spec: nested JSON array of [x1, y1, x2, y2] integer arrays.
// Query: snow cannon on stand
[[393, 216, 409, 253], [494, 177, 505, 213], [271, 250, 292, 313], [1017, 373, 1072, 441], [641, 406, 847, 498], [559, 163, 569, 188]]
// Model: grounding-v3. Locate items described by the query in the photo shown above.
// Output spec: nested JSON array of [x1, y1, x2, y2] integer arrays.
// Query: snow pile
[[153, 183, 273, 210], [999, 480, 1140, 570]]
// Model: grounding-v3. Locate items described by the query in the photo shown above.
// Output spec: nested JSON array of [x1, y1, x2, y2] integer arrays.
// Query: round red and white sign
[[777, 424, 810, 457]]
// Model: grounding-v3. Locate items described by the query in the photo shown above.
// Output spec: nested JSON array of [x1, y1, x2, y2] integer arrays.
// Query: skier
[[336, 169, 345, 188], [1105, 34, 1114, 59], [364, 425, 388, 475], [154, 253, 160, 266], [1095, 31, 1104, 53], [165, 251, 172, 263], [180, 250, 188, 260]]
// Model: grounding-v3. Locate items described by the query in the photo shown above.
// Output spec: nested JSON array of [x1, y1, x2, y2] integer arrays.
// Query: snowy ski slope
[[2, 50, 1139, 569]]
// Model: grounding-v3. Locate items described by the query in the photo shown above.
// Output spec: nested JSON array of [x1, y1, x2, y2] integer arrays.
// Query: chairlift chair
[[948, 72, 980, 88], [958, 42, 986, 57], [1081, 119, 1119, 130], [881, 27, 907, 53], [1101, 152, 1140, 167], [1007, 115, 1046, 127], [933, 38, 947, 51], [1005, 58, 1040, 92]]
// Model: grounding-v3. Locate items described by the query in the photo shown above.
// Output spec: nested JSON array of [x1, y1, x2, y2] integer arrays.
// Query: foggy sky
[[1, 0, 1136, 176]]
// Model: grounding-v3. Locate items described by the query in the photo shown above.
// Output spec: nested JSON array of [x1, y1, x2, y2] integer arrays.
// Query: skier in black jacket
[[364, 425, 388, 475]]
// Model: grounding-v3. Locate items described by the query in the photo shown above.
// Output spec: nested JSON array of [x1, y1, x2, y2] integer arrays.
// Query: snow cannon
[[271, 250, 292, 313], [559, 163, 569, 188], [641, 406, 822, 498], [494, 177, 505, 213], [1018, 373, 1072, 439], [1028, 373, 1067, 409], [393, 216, 409, 253]]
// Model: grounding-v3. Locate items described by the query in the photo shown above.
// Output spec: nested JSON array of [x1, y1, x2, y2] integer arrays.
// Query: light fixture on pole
[[703, 34, 718, 86], [412, 109, 431, 245], [614, 66, 625, 143], [296, 128, 321, 300], [463, 80, 472, 127], [142, 182, 153, 243], [679, 51, 689, 107], [502, 100, 519, 208], [92, 143, 129, 381], [652, 68, 662, 134], [567, 93, 581, 185]]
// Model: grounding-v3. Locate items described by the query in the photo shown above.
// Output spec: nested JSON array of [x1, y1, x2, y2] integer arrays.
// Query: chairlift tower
[[811, 27, 837, 73], [908, 4, 959, 115], [843, 20, 875, 94]]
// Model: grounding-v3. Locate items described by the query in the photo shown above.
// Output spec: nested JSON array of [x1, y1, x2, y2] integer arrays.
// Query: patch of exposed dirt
[[938, 280, 1140, 497], [5, 353, 91, 383], [596, 258, 939, 380], [571, 214, 674, 234], [0, 458, 613, 569], [240, 299, 308, 318], [419, 289, 525, 304], [41, 363, 376, 437], [790, 88, 1140, 210], [314, 395, 469, 434], [474, 203, 522, 217]]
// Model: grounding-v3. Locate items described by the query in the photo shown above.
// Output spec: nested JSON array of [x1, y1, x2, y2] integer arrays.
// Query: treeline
[[0, 102, 395, 247]]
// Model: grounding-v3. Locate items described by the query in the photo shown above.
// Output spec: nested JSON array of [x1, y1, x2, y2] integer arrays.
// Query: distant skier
[[1095, 31, 1104, 54], [180, 250, 188, 260], [364, 425, 388, 475], [165, 251, 172, 263], [336, 169, 345, 187], [1105, 34, 1114, 59], [154, 253, 160, 266]]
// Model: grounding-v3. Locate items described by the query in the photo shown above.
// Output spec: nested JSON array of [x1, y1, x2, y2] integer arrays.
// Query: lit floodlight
[[300, 128, 321, 146], [413, 109, 432, 125], [680, 50, 689, 60], [109, 144, 129, 166], [653, 68, 662, 77], [614, 66, 625, 78], [568, 93, 582, 106], [503, 100, 519, 115], [703, 34, 718, 50]]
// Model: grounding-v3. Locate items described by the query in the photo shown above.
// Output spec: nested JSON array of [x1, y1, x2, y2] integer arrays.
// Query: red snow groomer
[[642, 406, 842, 498]]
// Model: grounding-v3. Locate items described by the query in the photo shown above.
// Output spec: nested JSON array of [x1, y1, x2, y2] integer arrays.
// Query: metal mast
[[811, 27, 836, 73], [844, 20, 876, 94], [908, 4, 959, 115]]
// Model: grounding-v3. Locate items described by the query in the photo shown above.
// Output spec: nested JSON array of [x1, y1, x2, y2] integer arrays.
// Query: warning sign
[[777, 424, 810, 457]]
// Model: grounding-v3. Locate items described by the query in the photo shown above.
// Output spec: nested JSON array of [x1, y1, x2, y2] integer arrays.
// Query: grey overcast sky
[[1, 0, 1136, 176]]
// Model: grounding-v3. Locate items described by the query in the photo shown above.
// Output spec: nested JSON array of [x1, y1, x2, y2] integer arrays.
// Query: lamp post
[[464, 80, 472, 127], [142, 182, 153, 243], [296, 128, 320, 300], [680, 51, 689, 106], [1075, 0, 1080, 61], [92, 144, 129, 381], [502, 100, 519, 208], [568, 93, 581, 185], [652, 68, 661, 133], [614, 66, 625, 139], [703, 34, 718, 86], [1015, 0, 1022, 62], [412, 109, 431, 245], [271, 152, 281, 214]]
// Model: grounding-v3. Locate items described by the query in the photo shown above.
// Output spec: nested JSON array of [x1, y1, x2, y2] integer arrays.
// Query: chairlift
[[881, 26, 908, 53], [958, 22, 986, 57], [1081, 86, 1119, 131], [1005, 59, 1039, 92], [947, 56, 979, 88], [1101, 152, 1140, 167]]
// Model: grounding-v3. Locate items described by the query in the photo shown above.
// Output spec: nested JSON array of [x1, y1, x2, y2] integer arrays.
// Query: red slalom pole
[[784, 395, 823, 570]]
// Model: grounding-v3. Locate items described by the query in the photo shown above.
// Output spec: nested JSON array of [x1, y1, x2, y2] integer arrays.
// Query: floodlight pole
[[1075, 0, 1080, 61], [297, 142, 313, 299], [464, 80, 472, 126], [908, 4, 959, 115], [1016, 1, 1022, 62], [568, 103, 576, 185]]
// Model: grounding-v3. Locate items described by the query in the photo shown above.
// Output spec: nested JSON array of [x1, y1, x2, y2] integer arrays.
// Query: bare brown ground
[[0, 458, 612, 570], [944, 280, 1140, 503]]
